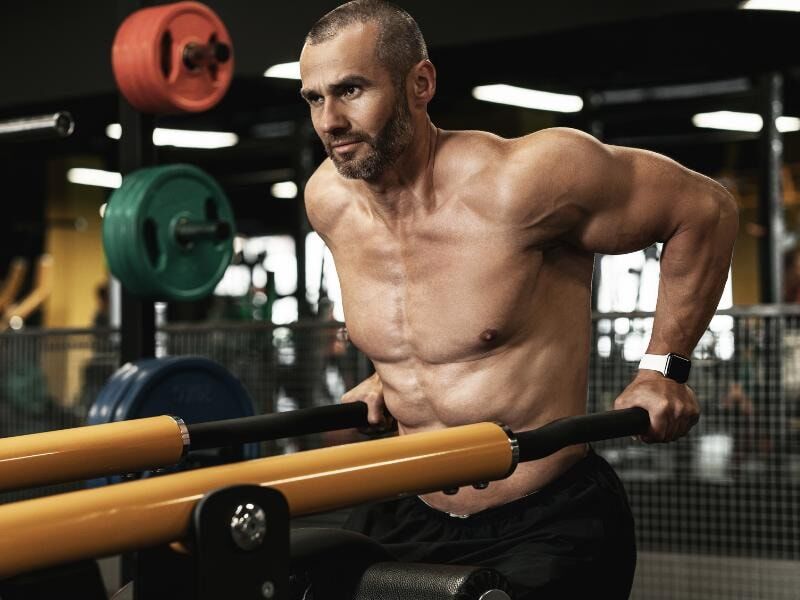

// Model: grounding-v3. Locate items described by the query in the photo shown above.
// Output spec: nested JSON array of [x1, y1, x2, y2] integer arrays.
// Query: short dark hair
[[306, 0, 428, 85]]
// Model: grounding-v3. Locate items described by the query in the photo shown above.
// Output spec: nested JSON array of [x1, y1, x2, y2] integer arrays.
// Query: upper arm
[[508, 128, 733, 254]]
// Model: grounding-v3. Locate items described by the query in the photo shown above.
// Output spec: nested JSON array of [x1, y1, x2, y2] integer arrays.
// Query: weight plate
[[111, 356, 254, 424], [87, 357, 258, 487], [112, 1, 234, 114], [87, 362, 139, 425], [103, 170, 151, 295], [106, 169, 153, 295], [102, 164, 235, 301], [116, 168, 164, 296]]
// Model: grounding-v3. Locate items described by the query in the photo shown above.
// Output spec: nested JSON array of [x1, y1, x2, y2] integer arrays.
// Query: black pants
[[343, 448, 636, 600]]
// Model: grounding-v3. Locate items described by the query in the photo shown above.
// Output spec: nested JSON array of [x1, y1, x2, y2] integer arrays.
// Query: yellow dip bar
[[0, 416, 186, 491], [0, 422, 514, 578]]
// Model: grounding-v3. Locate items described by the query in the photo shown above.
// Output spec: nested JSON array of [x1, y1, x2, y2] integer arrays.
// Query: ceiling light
[[692, 111, 800, 133], [152, 128, 238, 149], [740, 0, 800, 11], [271, 181, 298, 199], [67, 168, 122, 189], [472, 84, 583, 113], [105, 124, 238, 149], [264, 62, 301, 80], [106, 123, 122, 139]]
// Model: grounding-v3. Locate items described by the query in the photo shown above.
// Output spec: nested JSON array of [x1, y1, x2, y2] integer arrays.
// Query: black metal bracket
[[131, 485, 289, 600], [192, 485, 290, 600]]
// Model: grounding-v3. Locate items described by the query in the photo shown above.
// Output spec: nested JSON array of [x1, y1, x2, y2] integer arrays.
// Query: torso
[[308, 129, 595, 514]]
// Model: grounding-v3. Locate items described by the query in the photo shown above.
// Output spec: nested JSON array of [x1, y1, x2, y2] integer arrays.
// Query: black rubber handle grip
[[186, 401, 369, 450], [516, 407, 650, 463]]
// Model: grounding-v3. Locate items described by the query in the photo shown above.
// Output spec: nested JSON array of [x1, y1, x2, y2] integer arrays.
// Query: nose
[[319, 99, 349, 136]]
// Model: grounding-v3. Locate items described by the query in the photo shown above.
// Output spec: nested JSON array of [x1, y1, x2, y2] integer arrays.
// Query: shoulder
[[506, 127, 611, 174], [304, 159, 351, 235], [437, 127, 609, 193], [436, 128, 608, 224]]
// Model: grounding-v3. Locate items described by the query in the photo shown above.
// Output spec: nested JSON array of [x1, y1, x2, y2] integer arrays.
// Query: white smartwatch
[[639, 353, 691, 384]]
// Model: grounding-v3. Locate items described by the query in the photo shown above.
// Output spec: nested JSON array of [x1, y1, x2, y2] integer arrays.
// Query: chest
[[329, 210, 542, 363]]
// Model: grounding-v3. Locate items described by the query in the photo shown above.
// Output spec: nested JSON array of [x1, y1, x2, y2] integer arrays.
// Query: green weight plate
[[112, 169, 159, 295], [103, 170, 149, 292], [117, 168, 162, 295], [144, 165, 235, 300], [103, 164, 235, 301]]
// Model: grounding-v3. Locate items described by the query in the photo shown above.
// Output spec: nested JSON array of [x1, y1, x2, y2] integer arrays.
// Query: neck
[[362, 117, 439, 220]]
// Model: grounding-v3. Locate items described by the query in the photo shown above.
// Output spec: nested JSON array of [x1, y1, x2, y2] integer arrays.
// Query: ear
[[409, 59, 436, 107]]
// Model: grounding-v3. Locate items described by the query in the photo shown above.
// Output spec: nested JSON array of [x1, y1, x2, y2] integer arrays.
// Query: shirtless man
[[299, 1, 738, 597]]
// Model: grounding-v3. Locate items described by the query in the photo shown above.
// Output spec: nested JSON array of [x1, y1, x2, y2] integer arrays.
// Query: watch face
[[666, 354, 691, 384]]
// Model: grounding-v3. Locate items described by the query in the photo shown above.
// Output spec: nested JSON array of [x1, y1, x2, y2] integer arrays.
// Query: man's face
[[300, 23, 413, 180]]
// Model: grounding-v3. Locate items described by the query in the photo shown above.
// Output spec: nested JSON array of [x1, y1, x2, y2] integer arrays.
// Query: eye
[[307, 95, 323, 106], [343, 86, 358, 97]]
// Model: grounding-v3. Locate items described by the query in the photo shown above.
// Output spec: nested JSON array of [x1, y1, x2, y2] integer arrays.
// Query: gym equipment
[[0, 112, 74, 142], [291, 529, 514, 600], [102, 164, 235, 301], [87, 356, 256, 485], [1, 255, 54, 331], [0, 398, 369, 491], [0, 258, 29, 315], [0, 408, 649, 578], [112, 1, 233, 114], [88, 357, 253, 426]]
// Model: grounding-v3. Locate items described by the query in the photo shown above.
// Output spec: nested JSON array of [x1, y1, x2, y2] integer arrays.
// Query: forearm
[[648, 189, 739, 356]]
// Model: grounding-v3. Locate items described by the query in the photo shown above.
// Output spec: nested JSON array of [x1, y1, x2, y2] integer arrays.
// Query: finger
[[673, 400, 700, 440], [368, 405, 383, 425], [362, 394, 382, 425]]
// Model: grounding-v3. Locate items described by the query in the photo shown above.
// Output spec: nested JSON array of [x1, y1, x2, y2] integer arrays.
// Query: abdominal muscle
[[372, 333, 591, 516]]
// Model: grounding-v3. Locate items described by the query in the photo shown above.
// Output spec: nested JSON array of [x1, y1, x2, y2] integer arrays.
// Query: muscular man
[[299, 1, 738, 597]]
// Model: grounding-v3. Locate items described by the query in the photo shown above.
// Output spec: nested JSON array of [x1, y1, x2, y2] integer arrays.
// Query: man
[[299, 1, 738, 597]]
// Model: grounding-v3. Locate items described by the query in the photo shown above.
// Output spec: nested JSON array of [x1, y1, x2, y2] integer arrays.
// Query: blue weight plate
[[87, 362, 141, 425], [111, 356, 255, 425], [90, 357, 257, 487]]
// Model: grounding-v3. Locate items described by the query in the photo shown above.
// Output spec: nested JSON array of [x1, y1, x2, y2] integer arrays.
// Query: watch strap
[[639, 353, 691, 383], [639, 353, 669, 375]]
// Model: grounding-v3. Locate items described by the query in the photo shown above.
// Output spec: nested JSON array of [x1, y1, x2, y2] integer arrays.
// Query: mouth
[[331, 141, 362, 153]]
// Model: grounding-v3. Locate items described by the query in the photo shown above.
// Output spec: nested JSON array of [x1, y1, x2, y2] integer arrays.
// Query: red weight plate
[[112, 2, 234, 114], [113, 4, 177, 113]]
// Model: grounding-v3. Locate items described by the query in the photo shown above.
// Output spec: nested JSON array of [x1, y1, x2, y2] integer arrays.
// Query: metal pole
[[117, 0, 157, 365], [294, 119, 316, 319], [757, 72, 785, 304], [756, 73, 788, 472], [0, 112, 74, 142]]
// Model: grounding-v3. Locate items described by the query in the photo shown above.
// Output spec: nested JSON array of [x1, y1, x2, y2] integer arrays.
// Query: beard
[[324, 92, 413, 180]]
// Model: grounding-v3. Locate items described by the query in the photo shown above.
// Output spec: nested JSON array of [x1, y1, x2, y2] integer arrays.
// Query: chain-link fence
[[1, 307, 799, 599]]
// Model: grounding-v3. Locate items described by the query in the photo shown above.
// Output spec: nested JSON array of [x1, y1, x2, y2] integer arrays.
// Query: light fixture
[[740, 0, 800, 11], [271, 181, 298, 199], [152, 128, 238, 149], [67, 168, 122, 189], [472, 84, 583, 113], [106, 123, 122, 139], [264, 61, 301, 80], [692, 110, 800, 133], [105, 124, 238, 149]]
